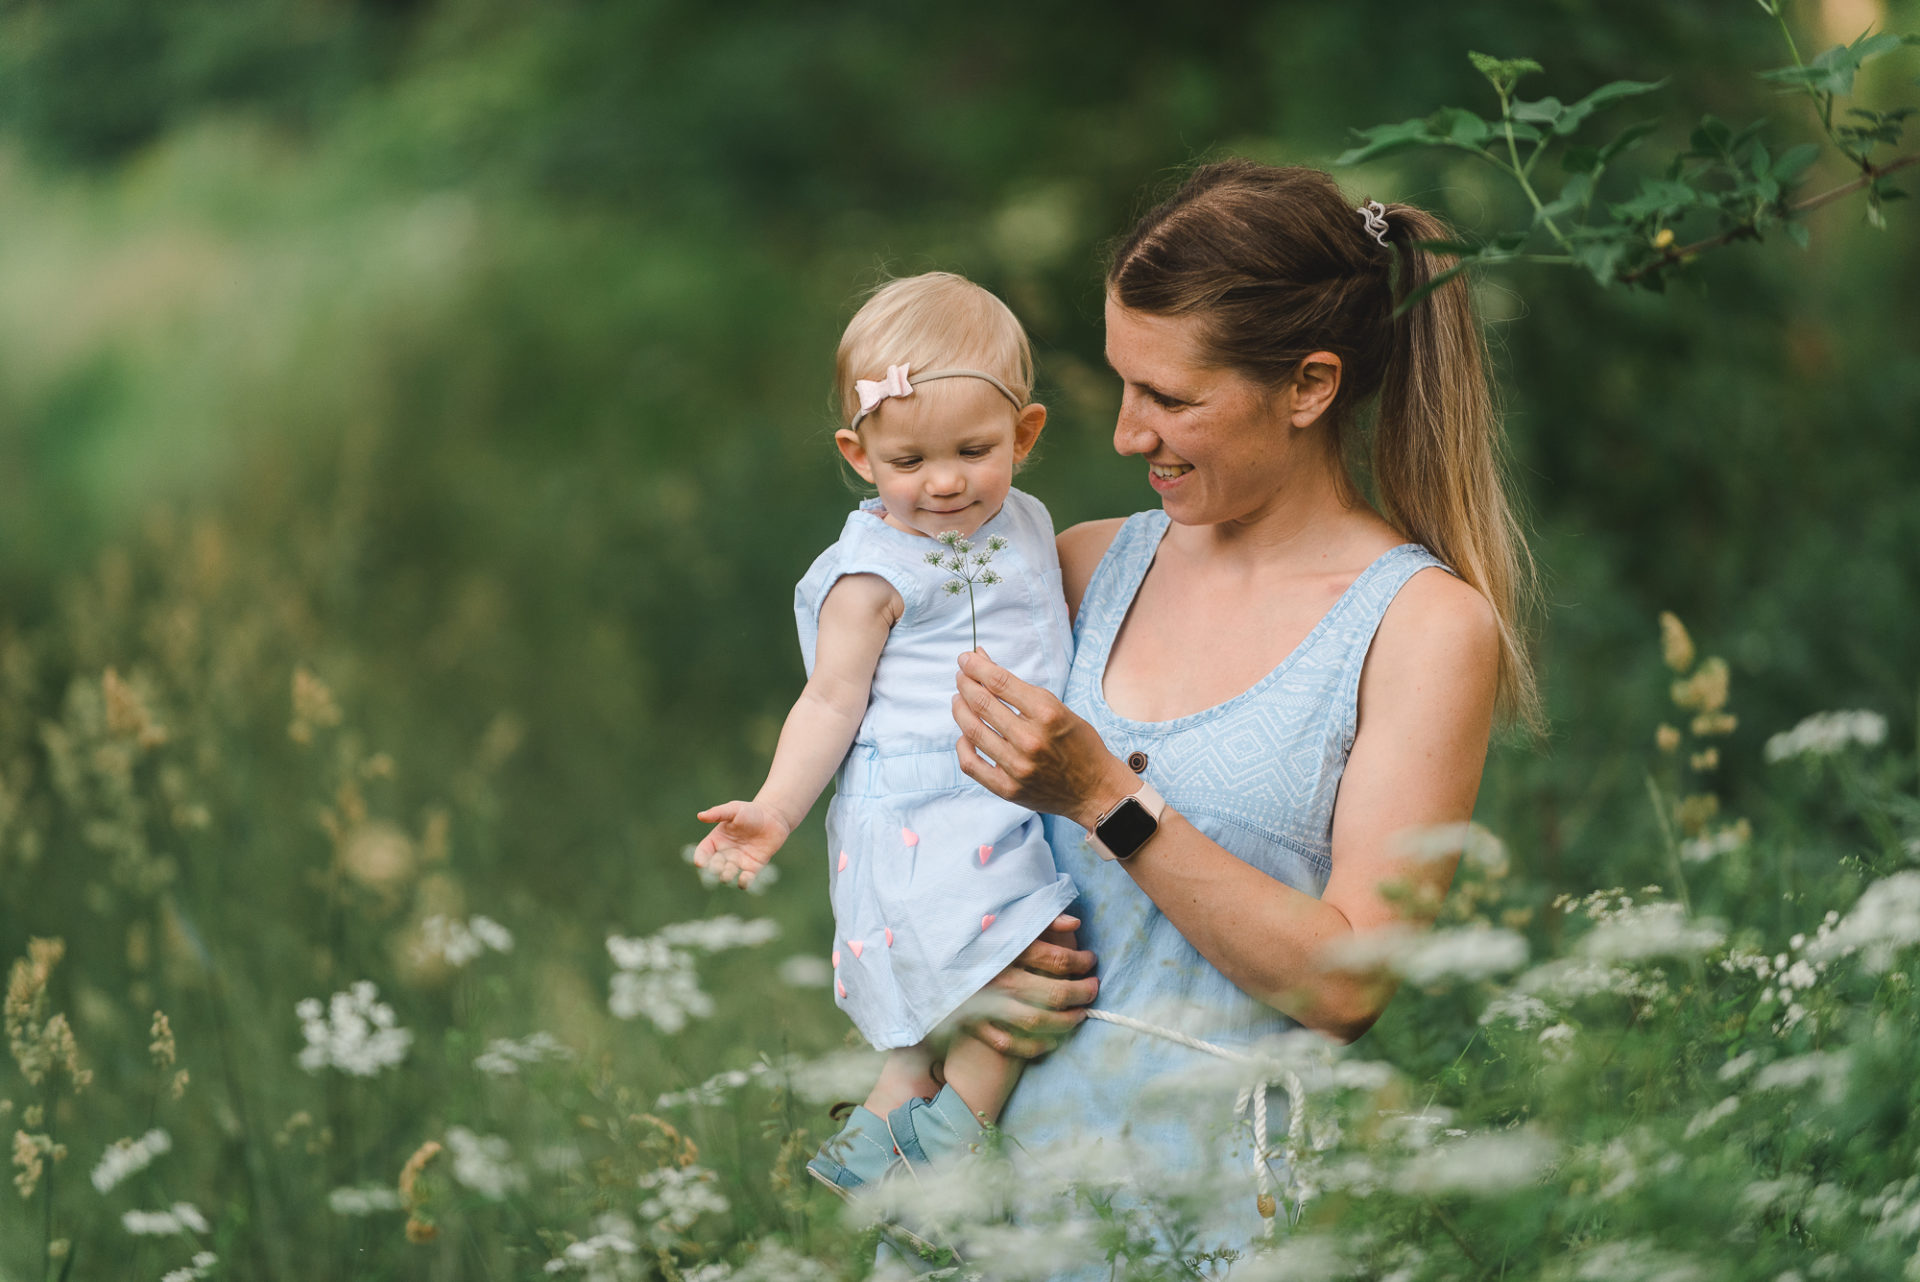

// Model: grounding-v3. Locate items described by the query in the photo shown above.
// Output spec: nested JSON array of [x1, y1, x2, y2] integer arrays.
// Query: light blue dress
[[795, 487, 1077, 1050], [997, 512, 1450, 1262]]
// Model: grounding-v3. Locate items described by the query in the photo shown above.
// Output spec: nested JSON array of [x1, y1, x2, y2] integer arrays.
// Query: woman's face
[[1103, 295, 1337, 529]]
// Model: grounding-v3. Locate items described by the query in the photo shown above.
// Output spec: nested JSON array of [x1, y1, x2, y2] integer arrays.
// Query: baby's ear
[[1013, 403, 1047, 461], [835, 428, 876, 482]]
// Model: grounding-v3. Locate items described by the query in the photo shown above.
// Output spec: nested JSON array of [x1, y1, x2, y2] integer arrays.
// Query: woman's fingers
[[958, 648, 1038, 715], [955, 732, 1017, 800], [992, 961, 1099, 1012], [951, 690, 1024, 769], [1013, 936, 1097, 981]]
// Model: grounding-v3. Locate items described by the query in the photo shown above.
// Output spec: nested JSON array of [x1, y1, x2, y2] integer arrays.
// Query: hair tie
[[850, 364, 1022, 428], [1357, 200, 1390, 249]]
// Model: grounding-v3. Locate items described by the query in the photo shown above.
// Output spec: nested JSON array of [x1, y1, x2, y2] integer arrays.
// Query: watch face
[[1097, 797, 1159, 860]]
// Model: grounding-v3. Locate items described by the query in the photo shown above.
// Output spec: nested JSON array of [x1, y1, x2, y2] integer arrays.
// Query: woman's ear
[[1288, 353, 1343, 429], [1013, 403, 1047, 462], [835, 428, 876, 482]]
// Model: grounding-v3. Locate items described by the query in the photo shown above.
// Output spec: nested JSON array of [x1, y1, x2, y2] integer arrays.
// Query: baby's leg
[[940, 1026, 1023, 1124], [863, 1042, 941, 1116]]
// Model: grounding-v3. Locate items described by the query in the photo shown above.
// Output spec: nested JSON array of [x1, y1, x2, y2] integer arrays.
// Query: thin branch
[[1617, 150, 1920, 284]]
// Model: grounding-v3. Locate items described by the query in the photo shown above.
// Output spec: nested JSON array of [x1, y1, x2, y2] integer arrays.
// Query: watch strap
[[1090, 780, 1166, 862]]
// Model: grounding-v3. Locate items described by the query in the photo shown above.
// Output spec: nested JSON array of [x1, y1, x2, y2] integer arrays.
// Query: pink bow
[[855, 363, 913, 416]]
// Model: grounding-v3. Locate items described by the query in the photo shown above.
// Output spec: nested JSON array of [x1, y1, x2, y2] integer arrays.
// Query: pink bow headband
[[851, 363, 1022, 428]]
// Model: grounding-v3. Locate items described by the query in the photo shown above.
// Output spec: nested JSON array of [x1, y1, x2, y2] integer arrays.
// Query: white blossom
[[327, 1184, 403, 1215], [1806, 871, 1920, 972], [296, 981, 412, 1076], [608, 958, 713, 1032], [91, 1128, 172, 1194], [655, 1057, 793, 1110], [655, 915, 782, 952], [543, 1215, 643, 1280], [474, 1031, 574, 1076], [776, 954, 833, 988], [1325, 924, 1527, 985], [1390, 1131, 1554, 1197], [159, 1251, 218, 1282], [444, 1126, 528, 1200], [1683, 1096, 1741, 1139], [1479, 991, 1552, 1029], [1571, 1239, 1706, 1282], [1765, 709, 1887, 762], [637, 1164, 729, 1244], [606, 916, 779, 1030], [1753, 1051, 1851, 1104], [1576, 902, 1726, 962], [123, 1204, 210, 1236], [415, 914, 515, 967]]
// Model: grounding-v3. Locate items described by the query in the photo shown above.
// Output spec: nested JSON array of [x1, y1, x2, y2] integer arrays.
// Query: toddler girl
[[693, 272, 1077, 1194]]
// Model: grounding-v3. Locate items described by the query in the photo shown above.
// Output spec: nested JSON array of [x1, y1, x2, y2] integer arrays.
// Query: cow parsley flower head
[[606, 916, 780, 1031], [445, 1126, 528, 1200], [1765, 709, 1888, 762], [91, 1128, 172, 1194], [415, 914, 514, 967], [296, 982, 411, 1076], [473, 1031, 574, 1076], [160, 1251, 218, 1282], [122, 1204, 210, 1236]]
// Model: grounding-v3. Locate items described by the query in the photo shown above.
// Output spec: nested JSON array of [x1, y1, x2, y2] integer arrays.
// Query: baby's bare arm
[[694, 574, 900, 884]]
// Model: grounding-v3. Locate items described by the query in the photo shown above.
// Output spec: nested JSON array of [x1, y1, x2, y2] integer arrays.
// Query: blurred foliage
[[1, 0, 1918, 1276]]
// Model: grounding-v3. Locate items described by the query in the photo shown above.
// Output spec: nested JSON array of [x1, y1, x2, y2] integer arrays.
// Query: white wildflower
[[1326, 924, 1527, 985], [1681, 822, 1751, 863], [1683, 1096, 1741, 1139], [776, 954, 833, 988], [1392, 822, 1509, 875], [1576, 901, 1725, 962], [91, 1128, 172, 1194], [160, 1251, 218, 1282], [327, 1184, 403, 1215], [1753, 1050, 1852, 1104], [122, 1204, 210, 1236], [444, 1126, 528, 1200], [473, 1031, 574, 1076], [637, 1164, 729, 1244], [655, 915, 781, 952], [1765, 710, 1887, 762], [1807, 871, 1920, 972], [1719, 1051, 1759, 1081], [1391, 1131, 1554, 1196], [608, 958, 713, 1032], [296, 981, 412, 1076], [655, 1057, 793, 1110], [1537, 1022, 1577, 1059], [727, 1241, 838, 1282], [416, 914, 515, 967], [543, 1214, 642, 1280], [1479, 990, 1552, 1029], [1572, 1239, 1706, 1282]]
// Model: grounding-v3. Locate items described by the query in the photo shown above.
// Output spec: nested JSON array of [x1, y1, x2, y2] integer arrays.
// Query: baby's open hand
[[692, 801, 791, 888]]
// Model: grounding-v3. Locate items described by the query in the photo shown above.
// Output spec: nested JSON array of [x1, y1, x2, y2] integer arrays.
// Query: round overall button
[[1126, 750, 1149, 774]]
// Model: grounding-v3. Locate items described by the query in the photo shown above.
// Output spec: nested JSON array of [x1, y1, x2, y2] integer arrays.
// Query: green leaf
[[1506, 121, 1545, 144], [1336, 117, 1443, 166], [1782, 220, 1811, 249], [1761, 31, 1906, 97], [1689, 115, 1733, 155], [1511, 96, 1565, 126], [1610, 178, 1702, 221], [1553, 78, 1668, 137], [1600, 119, 1661, 164], [1428, 106, 1494, 147], [1562, 145, 1601, 175], [1569, 233, 1631, 286], [1537, 173, 1595, 223], [1469, 51, 1545, 97], [1772, 143, 1821, 181]]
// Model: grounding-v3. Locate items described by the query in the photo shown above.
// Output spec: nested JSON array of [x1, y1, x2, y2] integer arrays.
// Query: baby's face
[[836, 379, 1043, 540]]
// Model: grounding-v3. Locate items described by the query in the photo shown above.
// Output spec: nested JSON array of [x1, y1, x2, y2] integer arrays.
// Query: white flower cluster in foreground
[[445, 1126, 528, 1200], [1764, 709, 1887, 762], [122, 1203, 210, 1236], [775, 954, 832, 988], [91, 1127, 172, 1193], [474, 1031, 574, 1076], [1325, 923, 1528, 986], [655, 1056, 793, 1110], [1808, 871, 1920, 973], [327, 1184, 403, 1216], [638, 1164, 730, 1245], [296, 982, 412, 1076], [544, 1214, 642, 1280], [160, 1251, 218, 1282], [606, 915, 780, 1032], [1575, 901, 1726, 963], [415, 914, 514, 967]]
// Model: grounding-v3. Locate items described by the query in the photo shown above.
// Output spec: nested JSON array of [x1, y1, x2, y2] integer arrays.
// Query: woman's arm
[[1056, 518, 1126, 623], [693, 573, 899, 885], [952, 568, 1500, 1043]]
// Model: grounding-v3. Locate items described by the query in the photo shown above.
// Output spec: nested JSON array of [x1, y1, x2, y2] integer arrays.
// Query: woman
[[943, 160, 1538, 1257]]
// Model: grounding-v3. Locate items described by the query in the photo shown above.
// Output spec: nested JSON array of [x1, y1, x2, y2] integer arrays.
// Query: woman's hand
[[957, 913, 1099, 1058], [692, 801, 791, 887], [952, 649, 1137, 829]]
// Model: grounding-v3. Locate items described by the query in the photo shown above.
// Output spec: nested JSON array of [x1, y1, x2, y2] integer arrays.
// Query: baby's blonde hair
[[835, 272, 1034, 428]]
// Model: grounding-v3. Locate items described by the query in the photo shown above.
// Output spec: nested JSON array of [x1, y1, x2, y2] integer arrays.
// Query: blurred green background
[[0, 0, 1916, 1274]]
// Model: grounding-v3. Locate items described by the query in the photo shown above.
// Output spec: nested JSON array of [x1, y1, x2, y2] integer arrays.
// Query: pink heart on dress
[[836, 978, 847, 999], [837, 850, 849, 872], [831, 949, 840, 969], [981, 914, 996, 931], [901, 827, 919, 847], [884, 928, 894, 947], [849, 939, 864, 959], [978, 844, 993, 866]]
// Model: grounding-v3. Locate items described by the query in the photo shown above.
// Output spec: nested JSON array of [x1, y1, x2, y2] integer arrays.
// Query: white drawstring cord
[[1084, 1008, 1306, 1233]]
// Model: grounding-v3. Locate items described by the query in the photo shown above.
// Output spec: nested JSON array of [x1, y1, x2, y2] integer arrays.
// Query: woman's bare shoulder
[[1057, 518, 1129, 620], [1365, 566, 1501, 702]]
